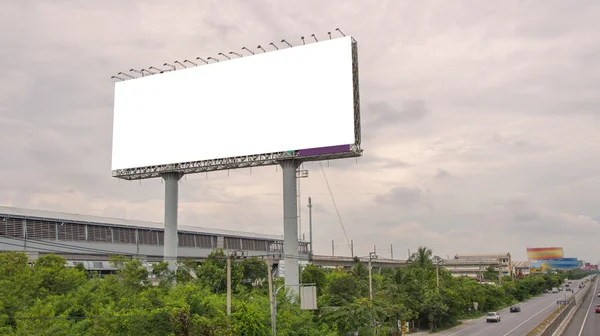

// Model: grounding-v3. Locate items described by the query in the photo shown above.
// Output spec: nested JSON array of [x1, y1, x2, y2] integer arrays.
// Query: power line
[[319, 162, 351, 253]]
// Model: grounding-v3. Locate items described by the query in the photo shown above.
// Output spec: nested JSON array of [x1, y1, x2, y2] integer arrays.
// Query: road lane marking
[[502, 300, 563, 336], [578, 277, 599, 336], [447, 280, 582, 336], [446, 319, 486, 336], [447, 289, 569, 336]]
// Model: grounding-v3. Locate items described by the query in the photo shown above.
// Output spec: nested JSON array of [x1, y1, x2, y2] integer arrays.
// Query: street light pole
[[369, 252, 377, 300]]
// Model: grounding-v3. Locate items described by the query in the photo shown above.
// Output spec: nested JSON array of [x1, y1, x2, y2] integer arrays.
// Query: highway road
[[563, 277, 600, 336], [434, 280, 584, 336]]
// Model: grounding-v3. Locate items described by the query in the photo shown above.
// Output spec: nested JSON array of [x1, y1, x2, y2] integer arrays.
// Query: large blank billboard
[[112, 36, 359, 171]]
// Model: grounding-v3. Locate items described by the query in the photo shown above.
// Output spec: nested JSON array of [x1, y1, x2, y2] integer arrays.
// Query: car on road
[[597, 292, 600, 297], [543, 289, 550, 293], [552, 287, 559, 293], [486, 312, 501, 322], [509, 305, 521, 313], [595, 304, 600, 313]]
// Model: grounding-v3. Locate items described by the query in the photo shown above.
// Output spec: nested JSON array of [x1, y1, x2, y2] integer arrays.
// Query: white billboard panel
[[112, 36, 358, 171]]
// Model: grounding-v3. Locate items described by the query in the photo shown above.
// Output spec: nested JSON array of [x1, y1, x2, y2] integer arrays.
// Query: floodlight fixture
[[130, 69, 144, 76], [118, 72, 135, 79], [207, 57, 219, 62], [229, 51, 243, 58], [164, 63, 176, 71], [218, 52, 231, 60], [149, 66, 167, 73], [301, 36, 305, 45], [335, 28, 346, 37], [141, 68, 155, 75], [281, 39, 292, 47], [111, 75, 125, 81], [174, 61, 186, 68], [195, 57, 209, 64], [269, 42, 279, 50], [242, 47, 254, 55], [183, 59, 197, 66], [311, 34, 318, 42], [328, 32, 332, 40], [257, 45, 266, 52]]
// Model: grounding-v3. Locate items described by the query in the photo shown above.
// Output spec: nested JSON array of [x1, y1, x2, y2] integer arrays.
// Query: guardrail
[[528, 280, 593, 336], [555, 276, 597, 336]]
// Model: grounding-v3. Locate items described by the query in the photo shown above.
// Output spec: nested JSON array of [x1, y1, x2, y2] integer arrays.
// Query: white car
[[597, 292, 600, 297], [486, 312, 501, 323]]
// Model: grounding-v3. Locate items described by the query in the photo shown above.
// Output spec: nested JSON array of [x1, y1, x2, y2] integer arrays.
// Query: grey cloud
[[434, 169, 450, 179], [374, 186, 434, 212], [504, 198, 541, 222], [320, 152, 412, 171], [1, 1, 600, 261], [364, 99, 430, 128]]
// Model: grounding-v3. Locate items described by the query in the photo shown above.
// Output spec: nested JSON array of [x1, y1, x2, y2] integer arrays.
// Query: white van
[[552, 287, 559, 293]]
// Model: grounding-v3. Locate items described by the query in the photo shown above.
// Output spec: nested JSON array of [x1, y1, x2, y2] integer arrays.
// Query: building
[[512, 260, 532, 276], [0, 206, 310, 270], [442, 253, 513, 278]]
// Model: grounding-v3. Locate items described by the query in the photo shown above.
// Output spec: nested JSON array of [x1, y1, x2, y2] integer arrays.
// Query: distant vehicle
[[566, 288, 572, 292], [595, 305, 600, 314], [510, 305, 521, 313], [486, 312, 501, 323], [552, 288, 559, 293], [543, 289, 550, 293], [597, 292, 600, 297]]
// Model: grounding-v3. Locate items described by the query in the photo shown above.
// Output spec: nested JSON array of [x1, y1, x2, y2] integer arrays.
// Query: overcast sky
[[1, 0, 599, 262]]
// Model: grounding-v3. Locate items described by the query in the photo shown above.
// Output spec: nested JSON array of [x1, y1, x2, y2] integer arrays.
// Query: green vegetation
[[0, 248, 594, 335]]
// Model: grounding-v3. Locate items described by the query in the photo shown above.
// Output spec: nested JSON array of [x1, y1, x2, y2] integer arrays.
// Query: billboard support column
[[163, 172, 183, 273], [281, 159, 301, 296]]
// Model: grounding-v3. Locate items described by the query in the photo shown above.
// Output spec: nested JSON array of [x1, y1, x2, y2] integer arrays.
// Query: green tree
[[409, 246, 433, 269]]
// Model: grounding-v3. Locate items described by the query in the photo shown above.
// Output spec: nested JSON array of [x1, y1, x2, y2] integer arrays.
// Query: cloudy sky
[[1, 0, 599, 262]]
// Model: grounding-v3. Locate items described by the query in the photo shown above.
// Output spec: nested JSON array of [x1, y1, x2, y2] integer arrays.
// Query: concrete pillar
[[162, 172, 183, 272], [281, 160, 300, 296]]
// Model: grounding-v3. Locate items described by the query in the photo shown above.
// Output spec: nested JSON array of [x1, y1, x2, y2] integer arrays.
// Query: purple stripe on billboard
[[297, 144, 351, 157]]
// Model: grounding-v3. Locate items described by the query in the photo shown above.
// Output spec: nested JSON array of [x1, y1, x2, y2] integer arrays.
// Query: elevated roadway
[[434, 280, 584, 336]]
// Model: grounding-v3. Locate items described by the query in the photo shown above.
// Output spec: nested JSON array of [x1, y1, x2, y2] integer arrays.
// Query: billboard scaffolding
[[110, 30, 362, 293]]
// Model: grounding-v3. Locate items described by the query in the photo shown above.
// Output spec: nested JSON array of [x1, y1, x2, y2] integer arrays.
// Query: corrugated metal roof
[[455, 253, 510, 259], [512, 260, 532, 268], [0, 205, 284, 241]]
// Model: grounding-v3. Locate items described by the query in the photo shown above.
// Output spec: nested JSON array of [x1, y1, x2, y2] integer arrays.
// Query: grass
[[526, 306, 561, 336]]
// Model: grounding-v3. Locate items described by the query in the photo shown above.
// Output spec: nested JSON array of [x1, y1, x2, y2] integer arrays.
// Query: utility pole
[[332, 240, 335, 256], [266, 258, 275, 331], [227, 255, 232, 316], [307, 197, 313, 258], [351, 240, 354, 258], [498, 258, 503, 285], [433, 256, 443, 291], [436, 262, 440, 289], [390, 245, 393, 259], [369, 251, 377, 300], [296, 169, 309, 240]]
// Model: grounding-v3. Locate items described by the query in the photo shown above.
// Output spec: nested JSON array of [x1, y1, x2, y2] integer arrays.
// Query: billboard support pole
[[281, 159, 301, 296], [163, 172, 183, 274]]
